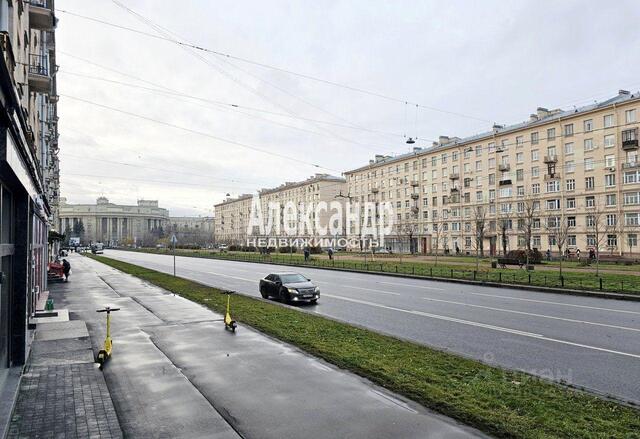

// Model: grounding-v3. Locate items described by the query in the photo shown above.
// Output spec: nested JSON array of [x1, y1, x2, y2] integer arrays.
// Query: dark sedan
[[259, 272, 320, 303]]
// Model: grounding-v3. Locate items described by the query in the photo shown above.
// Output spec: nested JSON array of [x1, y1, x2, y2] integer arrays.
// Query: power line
[[60, 93, 341, 172], [58, 7, 492, 123]]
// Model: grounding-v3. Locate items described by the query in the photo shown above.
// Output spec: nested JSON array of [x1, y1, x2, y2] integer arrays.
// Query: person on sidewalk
[[328, 248, 334, 260], [62, 259, 71, 282], [304, 247, 310, 262]]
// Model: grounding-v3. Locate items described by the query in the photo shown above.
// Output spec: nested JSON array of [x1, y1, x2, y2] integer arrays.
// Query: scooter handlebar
[[96, 307, 121, 313]]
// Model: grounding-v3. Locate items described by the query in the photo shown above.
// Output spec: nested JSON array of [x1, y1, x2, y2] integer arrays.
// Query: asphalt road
[[102, 250, 640, 405]]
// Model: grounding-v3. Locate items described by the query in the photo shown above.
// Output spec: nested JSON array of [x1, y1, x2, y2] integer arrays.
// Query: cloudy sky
[[57, 0, 640, 216]]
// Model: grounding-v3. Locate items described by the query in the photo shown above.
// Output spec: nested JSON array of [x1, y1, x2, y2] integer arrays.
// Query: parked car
[[259, 272, 320, 303]]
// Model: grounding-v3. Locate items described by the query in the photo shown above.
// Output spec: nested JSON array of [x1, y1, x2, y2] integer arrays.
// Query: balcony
[[410, 193, 419, 200], [496, 146, 505, 153], [28, 53, 51, 93], [498, 179, 512, 186], [622, 130, 638, 150], [410, 206, 419, 214], [449, 195, 460, 203], [410, 180, 420, 187], [544, 155, 558, 163], [371, 187, 379, 193], [544, 173, 561, 181], [28, 0, 55, 29], [450, 186, 459, 193], [622, 161, 640, 170], [449, 173, 460, 180], [498, 163, 510, 172]]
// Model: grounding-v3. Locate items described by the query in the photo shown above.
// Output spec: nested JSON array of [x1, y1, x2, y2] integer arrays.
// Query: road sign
[[170, 234, 178, 245]]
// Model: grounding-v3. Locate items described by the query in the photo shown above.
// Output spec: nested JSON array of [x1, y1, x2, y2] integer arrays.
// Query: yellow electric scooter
[[223, 291, 237, 332], [96, 306, 120, 369]]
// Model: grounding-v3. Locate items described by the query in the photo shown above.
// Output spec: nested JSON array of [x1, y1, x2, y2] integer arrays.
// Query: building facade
[[344, 90, 639, 255], [167, 216, 214, 246], [0, 0, 59, 371], [58, 197, 169, 246], [214, 174, 347, 246]]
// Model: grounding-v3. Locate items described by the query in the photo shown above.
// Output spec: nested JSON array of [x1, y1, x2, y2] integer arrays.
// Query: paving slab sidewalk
[[50, 255, 489, 439], [7, 318, 122, 438]]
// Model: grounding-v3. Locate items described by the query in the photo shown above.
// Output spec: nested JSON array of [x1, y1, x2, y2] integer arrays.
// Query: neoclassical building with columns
[[58, 197, 170, 245]]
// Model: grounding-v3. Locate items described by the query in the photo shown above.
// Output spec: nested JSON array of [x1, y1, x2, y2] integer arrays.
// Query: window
[[584, 158, 594, 171], [531, 166, 539, 177], [624, 170, 640, 184], [488, 158, 496, 169], [565, 160, 575, 173], [547, 128, 556, 141], [533, 236, 541, 247], [605, 154, 616, 168], [432, 157, 437, 167], [475, 160, 482, 171], [516, 136, 524, 148], [564, 124, 574, 137], [587, 234, 596, 246], [606, 193, 616, 206], [516, 152, 523, 163], [604, 174, 616, 187], [533, 218, 541, 229], [566, 197, 576, 209], [625, 109, 637, 124], [566, 179, 575, 191], [499, 187, 512, 198], [583, 138, 593, 151], [488, 142, 495, 153], [607, 234, 618, 247], [567, 235, 576, 246], [531, 150, 539, 161], [489, 173, 496, 185], [623, 191, 640, 205], [476, 191, 483, 202], [585, 176, 595, 190], [628, 234, 638, 248], [517, 186, 524, 197], [516, 169, 524, 181], [564, 142, 574, 155], [586, 195, 595, 207], [441, 153, 448, 164], [625, 213, 640, 226], [604, 134, 615, 148], [546, 199, 560, 210], [464, 149, 471, 159], [586, 215, 596, 227], [606, 214, 617, 227], [531, 132, 539, 145], [476, 145, 482, 156], [489, 189, 496, 201], [463, 163, 470, 173], [452, 152, 458, 161], [546, 180, 560, 192], [604, 114, 614, 128], [584, 119, 593, 132], [532, 183, 540, 194]]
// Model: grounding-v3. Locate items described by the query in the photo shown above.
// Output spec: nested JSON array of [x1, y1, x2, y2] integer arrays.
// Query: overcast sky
[[57, 0, 640, 216]]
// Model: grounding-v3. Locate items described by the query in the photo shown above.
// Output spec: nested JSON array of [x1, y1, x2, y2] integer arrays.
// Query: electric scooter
[[223, 291, 237, 332], [96, 306, 120, 369]]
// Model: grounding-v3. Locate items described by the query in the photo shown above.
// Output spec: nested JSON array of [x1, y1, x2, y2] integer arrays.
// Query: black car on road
[[259, 272, 320, 303]]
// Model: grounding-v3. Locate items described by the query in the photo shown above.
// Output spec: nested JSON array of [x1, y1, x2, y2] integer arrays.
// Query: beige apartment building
[[214, 174, 347, 246], [58, 197, 170, 246], [344, 90, 640, 256], [167, 216, 215, 246]]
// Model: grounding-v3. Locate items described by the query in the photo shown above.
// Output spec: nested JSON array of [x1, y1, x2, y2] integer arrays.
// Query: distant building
[[58, 197, 169, 246], [167, 216, 215, 246], [214, 174, 347, 245]]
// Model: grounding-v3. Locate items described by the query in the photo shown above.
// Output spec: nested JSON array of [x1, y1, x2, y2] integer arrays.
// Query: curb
[[120, 250, 640, 302]]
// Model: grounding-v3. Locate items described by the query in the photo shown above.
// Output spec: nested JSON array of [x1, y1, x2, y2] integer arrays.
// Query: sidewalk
[[7, 316, 122, 438], [45, 255, 487, 438]]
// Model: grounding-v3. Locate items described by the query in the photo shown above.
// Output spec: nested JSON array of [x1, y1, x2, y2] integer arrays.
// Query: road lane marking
[[374, 280, 444, 291], [206, 272, 254, 282], [323, 294, 640, 359], [315, 282, 400, 296], [420, 297, 640, 333], [469, 292, 640, 316]]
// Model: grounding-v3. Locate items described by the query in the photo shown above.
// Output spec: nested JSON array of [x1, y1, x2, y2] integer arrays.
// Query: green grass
[[88, 254, 640, 439], [127, 248, 640, 295]]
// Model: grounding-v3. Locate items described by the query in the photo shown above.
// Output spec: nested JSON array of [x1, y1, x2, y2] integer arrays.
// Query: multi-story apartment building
[[345, 90, 640, 255], [58, 197, 170, 246], [0, 0, 59, 373], [167, 216, 215, 246], [215, 174, 347, 246]]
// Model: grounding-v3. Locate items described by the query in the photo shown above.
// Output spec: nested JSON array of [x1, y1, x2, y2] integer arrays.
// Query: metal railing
[[29, 53, 49, 76]]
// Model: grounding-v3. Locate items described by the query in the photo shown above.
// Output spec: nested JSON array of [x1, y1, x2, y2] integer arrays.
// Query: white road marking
[[206, 272, 254, 282], [374, 280, 444, 291], [420, 296, 640, 333], [315, 282, 400, 296], [469, 292, 640, 316], [323, 294, 640, 359]]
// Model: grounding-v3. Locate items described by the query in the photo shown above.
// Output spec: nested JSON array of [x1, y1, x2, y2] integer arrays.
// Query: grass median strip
[[88, 254, 640, 439]]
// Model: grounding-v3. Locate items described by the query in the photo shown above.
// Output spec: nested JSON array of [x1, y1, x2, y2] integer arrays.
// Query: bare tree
[[471, 204, 487, 271], [401, 216, 419, 254], [587, 196, 613, 276], [431, 222, 443, 266], [517, 195, 539, 266], [498, 207, 513, 256], [545, 211, 571, 278]]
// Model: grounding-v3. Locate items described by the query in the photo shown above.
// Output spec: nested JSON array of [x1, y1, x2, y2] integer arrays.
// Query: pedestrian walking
[[62, 259, 71, 282], [576, 248, 581, 261], [546, 249, 551, 261], [304, 248, 310, 262], [327, 248, 334, 260]]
